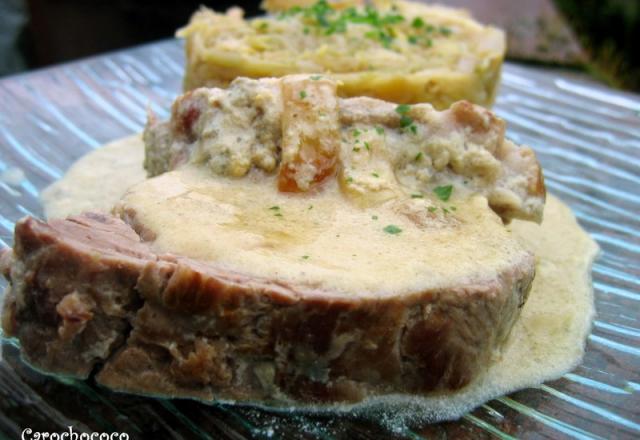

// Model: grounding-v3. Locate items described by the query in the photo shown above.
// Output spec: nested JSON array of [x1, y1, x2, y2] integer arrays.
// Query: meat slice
[[1, 213, 534, 405], [1, 213, 151, 377]]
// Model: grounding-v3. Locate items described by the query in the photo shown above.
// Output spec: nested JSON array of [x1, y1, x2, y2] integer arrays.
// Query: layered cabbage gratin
[[179, 0, 505, 108]]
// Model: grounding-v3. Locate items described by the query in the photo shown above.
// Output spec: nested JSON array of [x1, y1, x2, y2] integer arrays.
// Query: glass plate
[[0, 39, 639, 439]]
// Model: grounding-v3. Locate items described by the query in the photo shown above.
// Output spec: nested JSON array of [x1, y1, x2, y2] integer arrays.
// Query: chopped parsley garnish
[[258, 22, 269, 31], [280, 2, 453, 50], [274, 212, 283, 217], [395, 104, 414, 128], [282, 1, 406, 46], [352, 128, 361, 137], [299, 90, 307, 99], [372, 172, 379, 178], [365, 30, 393, 48], [395, 104, 411, 114], [411, 17, 424, 29], [409, 124, 417, 134], [442, 207, 450, 214], [425, 39, 433, 48], [310, 75, 322, 80], [383, 224, 402, 235], [414, 152, 423, 161], [411, 193, 423, 198], [308, 205, 314, 210], [301, 255, 310, 260], [433, 185, 453, 201], [399, 115, 413, 128], [372, 215, 378, 220], [346, 176, 354, 183], [427, 206, 437, 213], [278, 5, 303, 19], [364, 141, 371, 150], [450, 206, 457, 211], [375, 126, 385, 135], [353, 147, 361, 152], [269, 206, 280, 210], [309, 0, 332, 27]]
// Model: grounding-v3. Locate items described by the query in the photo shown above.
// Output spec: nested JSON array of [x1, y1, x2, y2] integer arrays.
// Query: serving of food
[[180, 0, 505, 108], [2, 0, 635, 437]]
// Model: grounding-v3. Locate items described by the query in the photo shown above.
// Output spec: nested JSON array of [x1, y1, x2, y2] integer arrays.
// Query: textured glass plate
[[0, 39, 639, 439]]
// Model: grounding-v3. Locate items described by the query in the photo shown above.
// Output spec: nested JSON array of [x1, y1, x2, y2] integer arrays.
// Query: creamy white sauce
[[41, 136, 597, 421], [117, 165, 526, 296], [41, 135, 146, 219]]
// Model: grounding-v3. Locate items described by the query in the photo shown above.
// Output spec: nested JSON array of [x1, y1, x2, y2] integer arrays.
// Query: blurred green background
[[555, 0, 639, 91]]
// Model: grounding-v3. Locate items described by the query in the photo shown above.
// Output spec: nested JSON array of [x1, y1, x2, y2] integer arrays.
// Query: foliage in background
[[555, 0, 640, 91]]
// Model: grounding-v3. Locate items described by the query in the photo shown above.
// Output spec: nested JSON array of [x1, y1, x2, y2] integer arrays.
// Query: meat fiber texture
[[1, 212, 534, 407]]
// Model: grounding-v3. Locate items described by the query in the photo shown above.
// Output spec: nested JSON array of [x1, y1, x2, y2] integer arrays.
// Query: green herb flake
[[375, 126, 385, 135], [303, 26, 310, 34], [346, 176, 354, 183], [310, 75, 322, 80], [364, 141, 371, 150], [301, 255, 310, 260], [372, 215, 378, 220], [308, 205, 314, 210], [278, 5, 303, 19], [274, 212, 283, 217], [427, 206, 437, 213], [433, 185, 453, 201], [425, 38, 433, 48], [395, 104, 411, 114], [372, 172, 379, 178], [439, 26, 452, 36], [450, 206, 457, 211], [414, 152, 423, 161], [442, 207, 449, 214], [352, 128, 361, 137], [299, 90, 307, 99], [269, 206, 280, 211], [411, 17, 424, 28], [383, 224, 402, 235], [408, 35, 418, 44], [399, 114, 413, 128], [258, 22, 269, 31], [411, 193, 423, 198], [353, 147, 361, 152], [409, 124, 417, 134], [365, 29, 394, 47]]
